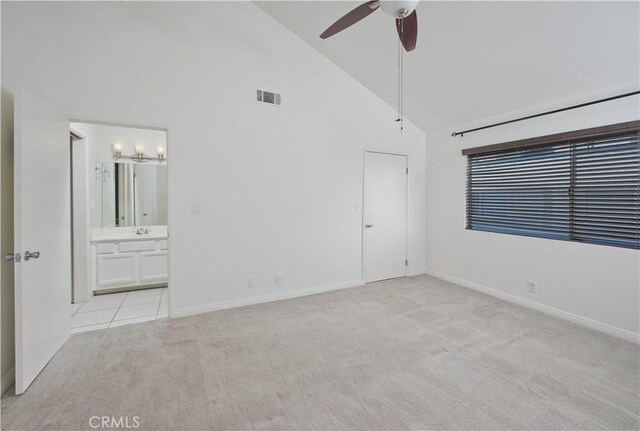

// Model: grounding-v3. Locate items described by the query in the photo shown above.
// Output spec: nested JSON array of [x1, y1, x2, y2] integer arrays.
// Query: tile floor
[[70, 287, 168, 333]]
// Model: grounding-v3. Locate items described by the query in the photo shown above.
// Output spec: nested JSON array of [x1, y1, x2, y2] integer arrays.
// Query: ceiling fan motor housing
[[380, 0, 419, 18]]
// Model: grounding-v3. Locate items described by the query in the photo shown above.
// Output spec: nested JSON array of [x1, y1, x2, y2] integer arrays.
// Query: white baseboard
[[425, 269, 640, 344], [1, 367, 15, 395], [172, 278, 365, 318], [407, 268, 427, 277]]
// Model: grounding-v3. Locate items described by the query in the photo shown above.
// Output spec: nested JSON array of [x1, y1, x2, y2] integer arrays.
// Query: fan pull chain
[[395, 18, 404, 134]]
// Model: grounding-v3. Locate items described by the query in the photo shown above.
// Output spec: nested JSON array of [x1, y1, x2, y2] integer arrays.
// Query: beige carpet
[[1, 275, 638, 430]]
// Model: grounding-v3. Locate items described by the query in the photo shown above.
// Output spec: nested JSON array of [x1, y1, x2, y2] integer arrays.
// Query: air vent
[[256, 89, 281, 106]]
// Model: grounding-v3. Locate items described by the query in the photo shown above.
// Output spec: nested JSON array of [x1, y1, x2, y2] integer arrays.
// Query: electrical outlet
[[527, 280, 537, 294], [248, 278, 256, 289], [274, 274, 282, 285]]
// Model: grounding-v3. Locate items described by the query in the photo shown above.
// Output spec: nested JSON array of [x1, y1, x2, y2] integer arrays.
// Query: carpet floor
[[1, 275, 638, 430]]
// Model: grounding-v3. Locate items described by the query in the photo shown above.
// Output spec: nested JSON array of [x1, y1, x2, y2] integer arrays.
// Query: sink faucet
[[135, 226, 150, 235]]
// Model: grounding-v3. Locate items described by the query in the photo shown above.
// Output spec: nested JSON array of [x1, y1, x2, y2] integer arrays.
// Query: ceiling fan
[[320, 0, 419, 52]]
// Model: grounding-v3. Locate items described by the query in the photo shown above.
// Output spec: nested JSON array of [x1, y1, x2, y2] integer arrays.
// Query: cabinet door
[[97, 253, 137, 286], [139, 251, 168, 284]]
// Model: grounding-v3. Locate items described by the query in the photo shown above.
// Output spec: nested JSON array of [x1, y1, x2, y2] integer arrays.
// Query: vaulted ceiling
[[257, 1, 639, 133]]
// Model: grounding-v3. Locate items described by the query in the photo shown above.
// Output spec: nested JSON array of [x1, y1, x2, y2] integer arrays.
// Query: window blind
[[465, 123, 640, 249]]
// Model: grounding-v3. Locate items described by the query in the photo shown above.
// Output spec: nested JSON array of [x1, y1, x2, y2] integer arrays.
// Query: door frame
[[67, 119, 173, 318], [70, 127, 92, 303], [361, 149, 409, 283]]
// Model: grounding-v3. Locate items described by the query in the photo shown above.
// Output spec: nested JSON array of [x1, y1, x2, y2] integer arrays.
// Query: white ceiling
[[256, 1, 639, 133]]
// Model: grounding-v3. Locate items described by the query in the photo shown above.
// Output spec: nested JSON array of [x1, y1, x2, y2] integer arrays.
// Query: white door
[[12, 88, 71, 394], [363, 151, 407, 283]]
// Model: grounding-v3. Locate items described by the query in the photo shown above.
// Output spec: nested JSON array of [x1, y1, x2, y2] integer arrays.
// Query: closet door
[[362, 151, 408, 282]]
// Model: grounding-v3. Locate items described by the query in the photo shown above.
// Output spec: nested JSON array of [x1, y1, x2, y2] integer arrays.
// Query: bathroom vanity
[[90, 226, 168, 294]]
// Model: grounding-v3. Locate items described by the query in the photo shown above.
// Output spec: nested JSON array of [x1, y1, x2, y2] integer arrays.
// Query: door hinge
[[405, 259, 408, 266], [4, 253, 21, 262], [406, 167, 408, 174]]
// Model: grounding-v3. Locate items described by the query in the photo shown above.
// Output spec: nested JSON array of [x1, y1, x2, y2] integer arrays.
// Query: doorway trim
[[70, 127, 91, 303], [361, 150, 409, 283], [68, 119, 172, 318]]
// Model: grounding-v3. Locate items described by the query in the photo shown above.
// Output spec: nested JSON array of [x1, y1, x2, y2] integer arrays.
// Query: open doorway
[[69, 122, 169, 333]]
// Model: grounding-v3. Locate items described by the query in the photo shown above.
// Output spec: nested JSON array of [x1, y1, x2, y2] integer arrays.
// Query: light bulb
[[134, 144, 145, 154], [156, 146, 165, 156], [112, 142, 123, 158]]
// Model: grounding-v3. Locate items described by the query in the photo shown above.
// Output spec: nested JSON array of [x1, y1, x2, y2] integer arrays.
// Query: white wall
[[425, 94, 640, 341], [1, 2, 427, 317]]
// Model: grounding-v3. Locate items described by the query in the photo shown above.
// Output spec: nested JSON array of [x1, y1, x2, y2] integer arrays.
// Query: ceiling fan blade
[[396, 10, 417, 52], [320, 1, 380, 39]]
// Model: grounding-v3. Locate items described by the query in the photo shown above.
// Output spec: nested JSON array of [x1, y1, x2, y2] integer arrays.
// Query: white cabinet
[[97, 253, 136, 286], [91, 238, 168, 293], [139, 252, 168, 283]]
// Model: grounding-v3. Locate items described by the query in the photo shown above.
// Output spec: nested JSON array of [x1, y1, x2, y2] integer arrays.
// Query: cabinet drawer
[[96, 243, 117, 254], [119, 241, 156, 252], [158, 240, 168, 250]]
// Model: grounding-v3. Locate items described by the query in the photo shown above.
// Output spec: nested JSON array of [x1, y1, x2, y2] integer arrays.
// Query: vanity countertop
[[91, 226, 168, 243]]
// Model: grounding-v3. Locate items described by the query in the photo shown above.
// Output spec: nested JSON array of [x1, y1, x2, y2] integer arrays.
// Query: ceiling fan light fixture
[[380, 0, 419, 18], [319, 0, 418, 52]]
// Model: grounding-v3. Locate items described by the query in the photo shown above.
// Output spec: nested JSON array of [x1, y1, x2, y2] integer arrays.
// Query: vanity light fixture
[[131, 144, 150, 163], [112, 142, 167, 163]]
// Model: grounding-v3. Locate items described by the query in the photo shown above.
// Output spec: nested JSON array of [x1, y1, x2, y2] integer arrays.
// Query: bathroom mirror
[[101, 162, 168, 227]]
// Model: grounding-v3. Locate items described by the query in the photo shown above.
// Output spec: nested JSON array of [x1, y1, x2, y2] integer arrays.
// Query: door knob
[[365, 224, 374, 228], [4, 253, 21, 262], [24, 251, 40, 261]]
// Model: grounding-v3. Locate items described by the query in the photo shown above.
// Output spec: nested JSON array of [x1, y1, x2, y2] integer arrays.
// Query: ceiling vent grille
[[256, 89, 281, 106]]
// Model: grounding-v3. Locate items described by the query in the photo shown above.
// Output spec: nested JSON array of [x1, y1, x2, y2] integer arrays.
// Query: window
[[463, 121, 640, 249]]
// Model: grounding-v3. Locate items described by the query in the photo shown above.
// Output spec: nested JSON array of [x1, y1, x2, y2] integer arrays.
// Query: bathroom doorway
[[69, 122, 169, 333]]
